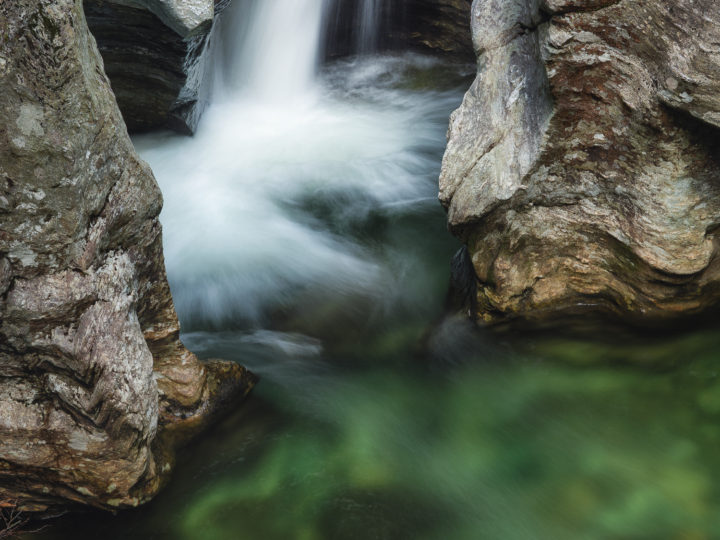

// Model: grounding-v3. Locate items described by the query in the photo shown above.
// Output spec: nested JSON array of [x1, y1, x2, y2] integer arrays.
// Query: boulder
[[440, 0, 720, 325], [0, 0, 254, 513]]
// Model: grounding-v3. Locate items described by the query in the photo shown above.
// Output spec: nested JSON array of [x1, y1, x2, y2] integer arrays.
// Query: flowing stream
[[131, 0, 456, 332], [34, 0, 720, 538]]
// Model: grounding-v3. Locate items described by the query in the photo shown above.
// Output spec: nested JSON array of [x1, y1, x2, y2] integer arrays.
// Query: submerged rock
[[440, 0, 720, 325], [83, 0, 226, 134], [0, 0, 254, 513]]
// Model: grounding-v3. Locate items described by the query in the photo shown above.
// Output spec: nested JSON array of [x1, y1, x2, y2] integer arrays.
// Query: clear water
[[28, 0, 720, 538]]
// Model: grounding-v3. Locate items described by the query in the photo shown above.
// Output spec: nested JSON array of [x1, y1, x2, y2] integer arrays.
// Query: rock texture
[[0, 0, 254, 513], [440, 0, 720, 325], [83, 0, 225, 134], [394, 0, 473, 59]]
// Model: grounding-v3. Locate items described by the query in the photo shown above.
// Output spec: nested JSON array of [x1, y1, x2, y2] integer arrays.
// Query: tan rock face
[[0, 0, 254, 512], [440, 0, 720, 325]]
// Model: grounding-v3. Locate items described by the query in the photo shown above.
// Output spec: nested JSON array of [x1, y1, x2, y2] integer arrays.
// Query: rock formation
[[394, 0, 473, 59], [440, 0, 720, 325], [0, 0, 254, 513], [83, 0, 228, 134]]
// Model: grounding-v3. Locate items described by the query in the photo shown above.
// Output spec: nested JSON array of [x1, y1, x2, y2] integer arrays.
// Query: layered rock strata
[[440, 0, 720, 325], [83, 0, 226, 134], [0, 0, 254, 513]]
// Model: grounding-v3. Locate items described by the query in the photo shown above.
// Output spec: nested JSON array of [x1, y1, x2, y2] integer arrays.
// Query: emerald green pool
[[33, 324, 720, 539]]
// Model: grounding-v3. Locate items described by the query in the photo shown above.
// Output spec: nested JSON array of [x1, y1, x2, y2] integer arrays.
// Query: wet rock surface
[[324, 0, 473, 61], [440, 0, 720, 325], [0, 0, 254, 513], [83, 0, 226, 134], [395, 0, 473, 59]]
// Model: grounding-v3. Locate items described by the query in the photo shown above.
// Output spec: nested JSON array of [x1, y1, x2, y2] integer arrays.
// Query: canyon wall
[[324, 0, 473, 61], [0, 0, 254, 513], [394, 0, 473, 59], [440, 0, 720, 325], [83, 0, 228, 134]]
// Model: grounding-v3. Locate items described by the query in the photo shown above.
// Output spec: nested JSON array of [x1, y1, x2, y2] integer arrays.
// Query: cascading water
[[356, 0, 382, 53], [210, 0, 325, 101], [133, 0, 467, 330]]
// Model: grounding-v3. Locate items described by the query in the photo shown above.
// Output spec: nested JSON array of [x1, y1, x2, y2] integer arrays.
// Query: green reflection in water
[[29, 328, 720, 540], [165, 329, 720, 540]]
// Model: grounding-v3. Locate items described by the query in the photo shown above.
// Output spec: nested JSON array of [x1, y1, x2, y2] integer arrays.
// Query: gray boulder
[[440, 0, 720, 325], [0, 0, 254, 513]]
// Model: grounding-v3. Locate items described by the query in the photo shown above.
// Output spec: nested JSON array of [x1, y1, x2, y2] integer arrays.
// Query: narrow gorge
[[2, 0, 720, 538]]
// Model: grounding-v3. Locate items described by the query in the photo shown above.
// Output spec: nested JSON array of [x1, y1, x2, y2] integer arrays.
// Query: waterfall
[[319, 0, 387, 59], [209, 0, 387, 88], [133, 0, 464, 328], [209, 0, 326, 101], [356, 0, 382, 54]]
